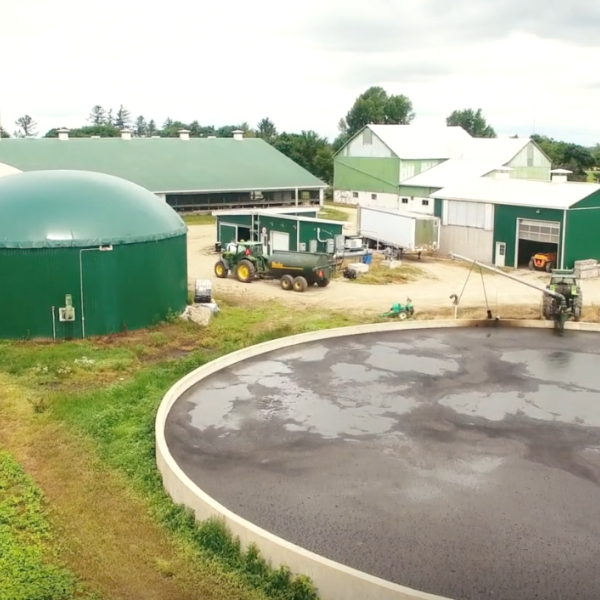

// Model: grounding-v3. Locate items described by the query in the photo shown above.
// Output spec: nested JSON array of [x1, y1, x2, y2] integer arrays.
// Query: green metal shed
[[213, 208, 344, 254], [433, 175, 600, 269], [0, 170, 188, 340]]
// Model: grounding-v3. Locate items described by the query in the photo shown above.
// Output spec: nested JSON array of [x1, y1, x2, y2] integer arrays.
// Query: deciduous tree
[[342, 86, 415, 138], [446, 108, 496, 138], [257, 117, 277, 142], [532, 134, 595, 181]]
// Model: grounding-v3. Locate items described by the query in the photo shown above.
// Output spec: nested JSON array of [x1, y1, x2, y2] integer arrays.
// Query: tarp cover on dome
[[0, 170, 187, 249]]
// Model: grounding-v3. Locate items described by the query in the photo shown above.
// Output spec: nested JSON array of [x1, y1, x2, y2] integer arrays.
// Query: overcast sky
[[2, 0, 599, 145]]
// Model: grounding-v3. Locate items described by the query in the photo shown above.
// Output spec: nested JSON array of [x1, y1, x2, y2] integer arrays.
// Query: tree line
[[2, 88, 599, 183]]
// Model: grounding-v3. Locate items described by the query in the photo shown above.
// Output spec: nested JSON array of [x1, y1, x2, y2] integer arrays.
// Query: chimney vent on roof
[[493, 166, 513, 181], [178, 129, 190, 141], [57, 128, 69, 141], [232, 129, 244, 141], [550, 168, 572, 183], [120, 128, 132, 141]]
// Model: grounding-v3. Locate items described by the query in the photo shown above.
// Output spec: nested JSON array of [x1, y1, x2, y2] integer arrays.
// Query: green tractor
[[214, 241, 334, 292], [542, 269, 583, 323]]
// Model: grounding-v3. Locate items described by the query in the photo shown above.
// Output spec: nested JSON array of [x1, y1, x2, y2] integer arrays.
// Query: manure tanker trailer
[[214, 241, 335, 292]]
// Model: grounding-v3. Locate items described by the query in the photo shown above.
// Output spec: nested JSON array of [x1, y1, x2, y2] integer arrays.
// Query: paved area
[[165, 329, 600, 600]]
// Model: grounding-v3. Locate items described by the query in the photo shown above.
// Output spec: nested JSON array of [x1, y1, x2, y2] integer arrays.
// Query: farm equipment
[[529, 251, 557, 272], [450, 253, 583, 333], [214, 241, 334, 292], [382, 298, 415, 320]]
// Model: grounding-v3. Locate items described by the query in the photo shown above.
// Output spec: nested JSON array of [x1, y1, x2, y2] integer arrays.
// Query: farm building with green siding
[[0, 170, 188, 340], [0, 129, 326, 211], [333, 124, 551, 214], [213, 208, 345, 254], [431, 171, 600, 269]]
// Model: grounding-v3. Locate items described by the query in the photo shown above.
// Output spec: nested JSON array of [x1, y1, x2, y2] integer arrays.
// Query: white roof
[[359, 204, 439, 221], [0, 162, 21, 178], [212, 206, 317, 217], [401, 159, 500, 188], [368, 124, 472, 160], [433, 178, 600, 209], [454, 137, 530, 162]]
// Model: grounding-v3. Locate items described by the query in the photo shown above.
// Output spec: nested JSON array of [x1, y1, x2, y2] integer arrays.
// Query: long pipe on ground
[[450, 252, 565, 301]]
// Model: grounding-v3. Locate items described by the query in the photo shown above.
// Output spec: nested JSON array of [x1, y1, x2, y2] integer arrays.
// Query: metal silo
[[0, 170, 188, 339]]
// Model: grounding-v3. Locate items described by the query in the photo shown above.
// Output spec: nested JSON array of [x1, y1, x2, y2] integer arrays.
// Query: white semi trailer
[[357, 205, 440, 258]]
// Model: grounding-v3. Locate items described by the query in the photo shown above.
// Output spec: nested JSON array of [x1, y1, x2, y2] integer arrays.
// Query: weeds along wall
[[0, 169, 188, 340]]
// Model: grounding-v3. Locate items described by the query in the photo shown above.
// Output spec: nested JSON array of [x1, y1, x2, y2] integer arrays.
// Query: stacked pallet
[[574, 259, 599, 279]]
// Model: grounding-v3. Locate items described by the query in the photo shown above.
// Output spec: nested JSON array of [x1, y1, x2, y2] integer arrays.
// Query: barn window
[[363, 128, 373, 145], [442, 200, 493, 230], [371, 193, 377, 200], [401, 198, 409, 204], [421, 199, 429, 206], [352, 191, 358, 198]]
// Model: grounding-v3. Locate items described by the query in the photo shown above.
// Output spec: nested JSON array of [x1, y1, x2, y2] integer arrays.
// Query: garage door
[[518, 219, 560, 244], [271, 231, 290, 251]]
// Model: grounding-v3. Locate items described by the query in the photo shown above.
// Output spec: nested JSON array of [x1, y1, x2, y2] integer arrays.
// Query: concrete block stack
[[574, 259, 599, 279]]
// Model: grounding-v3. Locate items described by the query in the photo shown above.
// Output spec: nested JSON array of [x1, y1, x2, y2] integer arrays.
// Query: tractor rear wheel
[[293, 276, 308, 292], [280, 275, 294, 291], [235, 259, 256, 283], [397, 310, 408, 320], [214, 260, 229, 279], [528, 260, 535, 270], [316, 278, 330, 288], [542, 293, 554, 320], [545, 261, 553, 272], [573, 288, 583, 321]]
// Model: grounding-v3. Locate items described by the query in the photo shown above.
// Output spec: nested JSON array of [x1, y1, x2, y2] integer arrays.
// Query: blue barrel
[[363, 253, 373, 265]]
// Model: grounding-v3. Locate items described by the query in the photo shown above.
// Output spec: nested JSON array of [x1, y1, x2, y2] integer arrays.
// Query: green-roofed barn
[[0, 129, 327, 211], [0, 170, 188, 340]]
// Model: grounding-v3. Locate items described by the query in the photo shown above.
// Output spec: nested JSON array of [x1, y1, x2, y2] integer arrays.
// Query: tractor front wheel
[[214, 260, 229, 279], [528, 260, 535, 270], [236, 259, 256, 283], [397, 310, 409, 320], [280, 275, 294, 291], [545, 261, 553, 272], [293, 276, 308, 292]]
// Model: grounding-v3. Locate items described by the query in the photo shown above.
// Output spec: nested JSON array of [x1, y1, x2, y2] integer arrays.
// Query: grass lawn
[[317, 206, 349, 222], [182, 214, 216, 226], [0, 299, 378, 600]]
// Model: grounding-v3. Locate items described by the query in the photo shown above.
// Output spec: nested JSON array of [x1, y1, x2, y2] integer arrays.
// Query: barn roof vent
[[57, 128, 69, 141], [232, 129, 244, 141], [550, 168, 572, 184], [178, 129, 190, 141], [493, 166, 513, 180], [120, 128, 132, 141]]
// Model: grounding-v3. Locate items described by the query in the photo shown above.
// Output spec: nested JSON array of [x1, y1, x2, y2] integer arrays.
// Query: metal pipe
[[450, 252, 565, 300], [51, 306, 56, 341]]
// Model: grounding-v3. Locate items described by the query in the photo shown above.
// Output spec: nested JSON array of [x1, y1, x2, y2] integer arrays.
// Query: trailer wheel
[[316, 278, 330, 288], [236, 259, 256, 283], [214, 260, 229, 279], [280, 275, 294, 291], [293, 276, 308, 292]]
